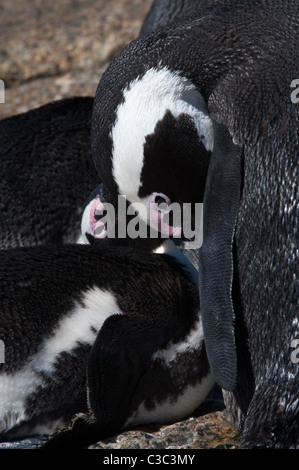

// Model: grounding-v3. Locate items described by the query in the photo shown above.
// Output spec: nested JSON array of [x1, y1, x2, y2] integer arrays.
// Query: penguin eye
[[154, 194, 170, 211], [94, 209, 107, 221]]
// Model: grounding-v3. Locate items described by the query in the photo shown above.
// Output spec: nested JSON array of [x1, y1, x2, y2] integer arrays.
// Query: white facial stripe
[[110, 66, 213, 206], [80, 198, 94, 241], [0, 288, 120, 434], [76, 234, 87, 244]]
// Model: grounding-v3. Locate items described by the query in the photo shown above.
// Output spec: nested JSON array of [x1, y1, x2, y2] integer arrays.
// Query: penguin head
[[80, 183, 181, 252], [80, 184, 107, 244], [92, 66, 213, 242]]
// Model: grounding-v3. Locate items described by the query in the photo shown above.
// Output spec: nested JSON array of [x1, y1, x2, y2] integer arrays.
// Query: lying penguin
[[0, 240, 213, 446], [88, 0, 299, 448]]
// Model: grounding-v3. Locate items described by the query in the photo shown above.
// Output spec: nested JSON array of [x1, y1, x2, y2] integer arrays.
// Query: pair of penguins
[[0, 0, 298, 449]]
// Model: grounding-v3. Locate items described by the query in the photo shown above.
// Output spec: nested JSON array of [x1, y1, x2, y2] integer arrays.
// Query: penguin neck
[[153, 239, 199, 287]]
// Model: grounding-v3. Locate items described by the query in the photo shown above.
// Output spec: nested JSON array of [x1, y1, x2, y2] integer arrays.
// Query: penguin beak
[[81, 189, 108, 241]]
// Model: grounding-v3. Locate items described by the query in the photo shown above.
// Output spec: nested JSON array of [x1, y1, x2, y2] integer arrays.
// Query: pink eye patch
[[149, 192, 182, 237], [89, 196, 107, 239], [81, 192, 108, 241]]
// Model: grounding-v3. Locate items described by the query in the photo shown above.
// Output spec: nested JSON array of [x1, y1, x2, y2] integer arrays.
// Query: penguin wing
[[198, 120, 242, 392]]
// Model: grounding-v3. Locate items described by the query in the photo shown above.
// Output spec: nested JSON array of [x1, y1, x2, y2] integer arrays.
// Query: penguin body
[[90, 0, 299, 448], [0, 244, 212, 442], [0, 97, 98, 248]]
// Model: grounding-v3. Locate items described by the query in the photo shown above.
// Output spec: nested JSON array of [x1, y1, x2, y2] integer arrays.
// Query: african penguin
[[0, 243, 213, 447], [89, 0, 299, 448], [0, 97, 98, 248]]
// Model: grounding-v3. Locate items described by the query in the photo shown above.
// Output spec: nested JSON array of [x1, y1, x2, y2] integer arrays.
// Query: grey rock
[[0, 0, 151, 119], [90, 410, 241, 449]]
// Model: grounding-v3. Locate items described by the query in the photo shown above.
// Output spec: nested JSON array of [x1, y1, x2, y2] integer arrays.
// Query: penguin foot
[[40, 414, 107, 449]]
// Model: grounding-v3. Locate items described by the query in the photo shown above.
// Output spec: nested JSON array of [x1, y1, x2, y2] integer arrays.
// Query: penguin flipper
[[198, 121, 242, 391], [42, 310, 181, 448]]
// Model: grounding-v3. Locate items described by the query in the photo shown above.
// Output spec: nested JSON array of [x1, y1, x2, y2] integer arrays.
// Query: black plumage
[[90, 0, 299, 448], [0, 97, 98, 247]]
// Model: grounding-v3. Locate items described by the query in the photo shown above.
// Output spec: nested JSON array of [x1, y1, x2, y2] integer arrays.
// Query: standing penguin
[[89, 0, 298, 448], [0, 97, 99, 248]]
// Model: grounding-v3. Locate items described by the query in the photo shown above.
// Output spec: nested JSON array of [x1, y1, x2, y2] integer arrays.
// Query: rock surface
[[0, 0, 151, 119], [91, 410, 241, 450], [89, 384, 241, 449], [0, 0, 241, 449]]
